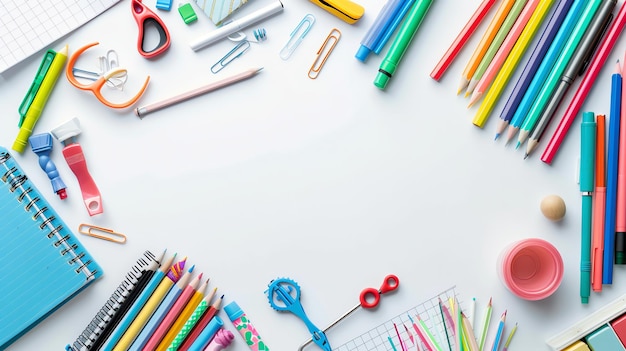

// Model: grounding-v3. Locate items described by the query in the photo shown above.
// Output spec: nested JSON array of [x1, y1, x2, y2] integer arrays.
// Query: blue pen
[[187, 315, 224, 351], [604, 63, 622, 284], [127, 265, 195, 351], [355, 0, 408, 62], [503, 0, 587, 141], [495, 0, 575, 140], [100, 252, 174, 351], [373, 0, 417, 55]]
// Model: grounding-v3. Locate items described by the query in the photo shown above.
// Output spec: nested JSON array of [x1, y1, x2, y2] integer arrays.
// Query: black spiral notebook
[[0, 145, 103, 350]]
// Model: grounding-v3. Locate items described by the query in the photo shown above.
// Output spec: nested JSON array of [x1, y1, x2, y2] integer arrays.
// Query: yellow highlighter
[[309, 0, 364, 24], [13, 45, 68, 153]]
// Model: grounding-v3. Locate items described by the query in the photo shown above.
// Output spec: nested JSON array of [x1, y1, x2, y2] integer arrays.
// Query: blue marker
[[604, 64, 622, 284]]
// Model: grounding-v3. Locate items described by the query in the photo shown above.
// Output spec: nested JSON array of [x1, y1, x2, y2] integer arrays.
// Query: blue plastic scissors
[[267, 278, 331, 350]]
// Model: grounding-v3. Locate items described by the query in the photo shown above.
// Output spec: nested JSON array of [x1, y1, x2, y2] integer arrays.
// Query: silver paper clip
[[71, 49, 127, 89], [211, 40, 251, 74], [308, 28, 341, 79], [280, 14, 315, 60]]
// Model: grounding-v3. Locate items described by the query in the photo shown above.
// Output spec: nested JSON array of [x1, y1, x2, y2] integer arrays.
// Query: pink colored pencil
[[542, 2, 626, 164], [142, 273, 203, 351], [468, 0, 541, 106], [430, 0, 499, 81], [411, 321, 433, 351]]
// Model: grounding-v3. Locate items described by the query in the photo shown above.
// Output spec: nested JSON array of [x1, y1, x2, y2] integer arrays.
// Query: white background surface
[[3, 0, 626, 350]]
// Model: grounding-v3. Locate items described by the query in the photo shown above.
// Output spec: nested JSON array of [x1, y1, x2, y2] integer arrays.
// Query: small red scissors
[[298, 274, 400, 350], [132, 0, 170, 58]]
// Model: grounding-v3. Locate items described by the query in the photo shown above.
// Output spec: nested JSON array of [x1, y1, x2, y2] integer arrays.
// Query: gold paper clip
[[79, 224, 127, 243], [211, 40, 251, 74], [308, 28, 341, 79]]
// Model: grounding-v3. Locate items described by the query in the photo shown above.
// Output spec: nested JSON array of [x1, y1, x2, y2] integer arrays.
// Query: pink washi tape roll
[[498, 238, 563, 300]]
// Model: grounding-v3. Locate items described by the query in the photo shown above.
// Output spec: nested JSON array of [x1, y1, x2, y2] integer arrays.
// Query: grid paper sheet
[[0, 0, 121, 73], [335, 286, 461, 351]]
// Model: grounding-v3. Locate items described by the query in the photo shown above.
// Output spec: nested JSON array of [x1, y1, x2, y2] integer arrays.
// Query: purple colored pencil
[[494, 0, 575, 140]]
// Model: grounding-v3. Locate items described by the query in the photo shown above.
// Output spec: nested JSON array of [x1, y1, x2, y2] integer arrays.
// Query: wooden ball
[[540, 195, 566, 221]]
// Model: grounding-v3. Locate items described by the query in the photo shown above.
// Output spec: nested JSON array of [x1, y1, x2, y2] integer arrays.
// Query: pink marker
[[204, 328, 235, 351]]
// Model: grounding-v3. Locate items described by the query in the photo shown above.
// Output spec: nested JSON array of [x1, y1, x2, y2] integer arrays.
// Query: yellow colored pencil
[[472, 0, 556, 128], [458, 0, 517, 94], [155, 278, 209, 351]]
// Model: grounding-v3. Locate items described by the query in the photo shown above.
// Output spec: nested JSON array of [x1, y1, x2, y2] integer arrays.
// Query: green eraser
[[178, 3, 197, 24]]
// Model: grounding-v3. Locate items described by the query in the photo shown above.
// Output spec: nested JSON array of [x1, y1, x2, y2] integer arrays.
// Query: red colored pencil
[[143, 273, 203, 351], [541, 2, 626, 164], [430, 0, 498, 81]]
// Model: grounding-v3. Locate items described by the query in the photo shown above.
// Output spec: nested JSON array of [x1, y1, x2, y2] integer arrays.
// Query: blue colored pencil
[[503, 0, 587, 143], [494, 0, 575, 140], [127, 265, 195, 351], [603, 63, 622, 284]]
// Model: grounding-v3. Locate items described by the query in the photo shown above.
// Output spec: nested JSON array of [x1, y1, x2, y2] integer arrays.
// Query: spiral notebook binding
[[0, 149, 100, 281], [66, 250, 157, 351]]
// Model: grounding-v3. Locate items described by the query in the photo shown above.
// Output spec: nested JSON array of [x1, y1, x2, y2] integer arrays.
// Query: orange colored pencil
[[457, 0, 517, 94]]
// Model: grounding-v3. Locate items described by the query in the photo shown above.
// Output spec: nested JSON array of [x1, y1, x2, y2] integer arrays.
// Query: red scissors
[[298, 274, 400, 350], [131, 0, 170, 58]]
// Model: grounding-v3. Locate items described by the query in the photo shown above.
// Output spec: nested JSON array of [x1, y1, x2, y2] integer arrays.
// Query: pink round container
[[498, 238, 563, 300]]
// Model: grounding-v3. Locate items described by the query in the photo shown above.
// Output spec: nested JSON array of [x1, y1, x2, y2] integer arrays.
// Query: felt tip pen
[[190, 1, 283, 51], [374, 0, 433, 90], [224, 301, 269, 351], [18, 49, 56, 124], [604, 63, 622, 283], [13, 45, 67, 154], [580, 111, 596, 304], [592, 114, 606, 292], [355, 0, 408, 62]]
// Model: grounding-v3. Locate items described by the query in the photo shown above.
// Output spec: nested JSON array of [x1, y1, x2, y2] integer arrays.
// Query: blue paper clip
[[211, 40, 251, 74], [280, 14, 315, 60]]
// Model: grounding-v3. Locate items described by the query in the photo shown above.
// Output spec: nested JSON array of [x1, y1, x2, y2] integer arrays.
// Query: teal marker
[[514, 0, 603, 146], [580, 111, 596, 304], [374, 0, 433, 90], [18, 49, 56, 125]]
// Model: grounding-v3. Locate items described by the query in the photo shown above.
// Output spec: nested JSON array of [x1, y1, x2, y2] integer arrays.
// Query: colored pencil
[[502, 322, 518, 351], [177, 295, 224, 351], [461, 311, 480, 351], [494, 0, 576, 140], [128, 266, 195, 351], [468, 0, 541, 107], [158, 278, 210, 351], [490, 311, 507, 351], [541, 1, 626, 164], [616, 50, 626, 265], [430, 0, 498, 81], [113, 257, 186, 351], [592, 114, 607, 292], [471, 0, 556, 127], [523, 1, 615, 158], [144, 273, 203, 350], [478, 297, 492, 351], [512, 0, 604, 147], [457, 0, 517, 94], [464, 0, 529, 96]]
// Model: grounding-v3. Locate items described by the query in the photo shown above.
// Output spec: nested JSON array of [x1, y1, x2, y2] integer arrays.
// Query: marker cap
[[355, 45, 372, 62]]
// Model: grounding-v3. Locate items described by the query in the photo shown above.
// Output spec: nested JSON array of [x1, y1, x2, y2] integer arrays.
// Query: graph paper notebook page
[[0, 145, 103, 350], [335, 286, 460, 351], [0, 0, 121, 73]]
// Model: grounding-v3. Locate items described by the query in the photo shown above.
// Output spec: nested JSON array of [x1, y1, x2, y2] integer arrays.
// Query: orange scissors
[[132, 0, 171, 58], [66, 42, 150, 109]]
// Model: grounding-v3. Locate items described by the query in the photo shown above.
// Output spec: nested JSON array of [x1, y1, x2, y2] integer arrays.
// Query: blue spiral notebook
[[0, 145, 103, 350]]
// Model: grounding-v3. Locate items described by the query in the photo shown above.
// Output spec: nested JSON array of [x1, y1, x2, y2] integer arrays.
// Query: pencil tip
[[494, 133, 500, 141], [515, 141, 520, 149], [523, 153, 529, 160]]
